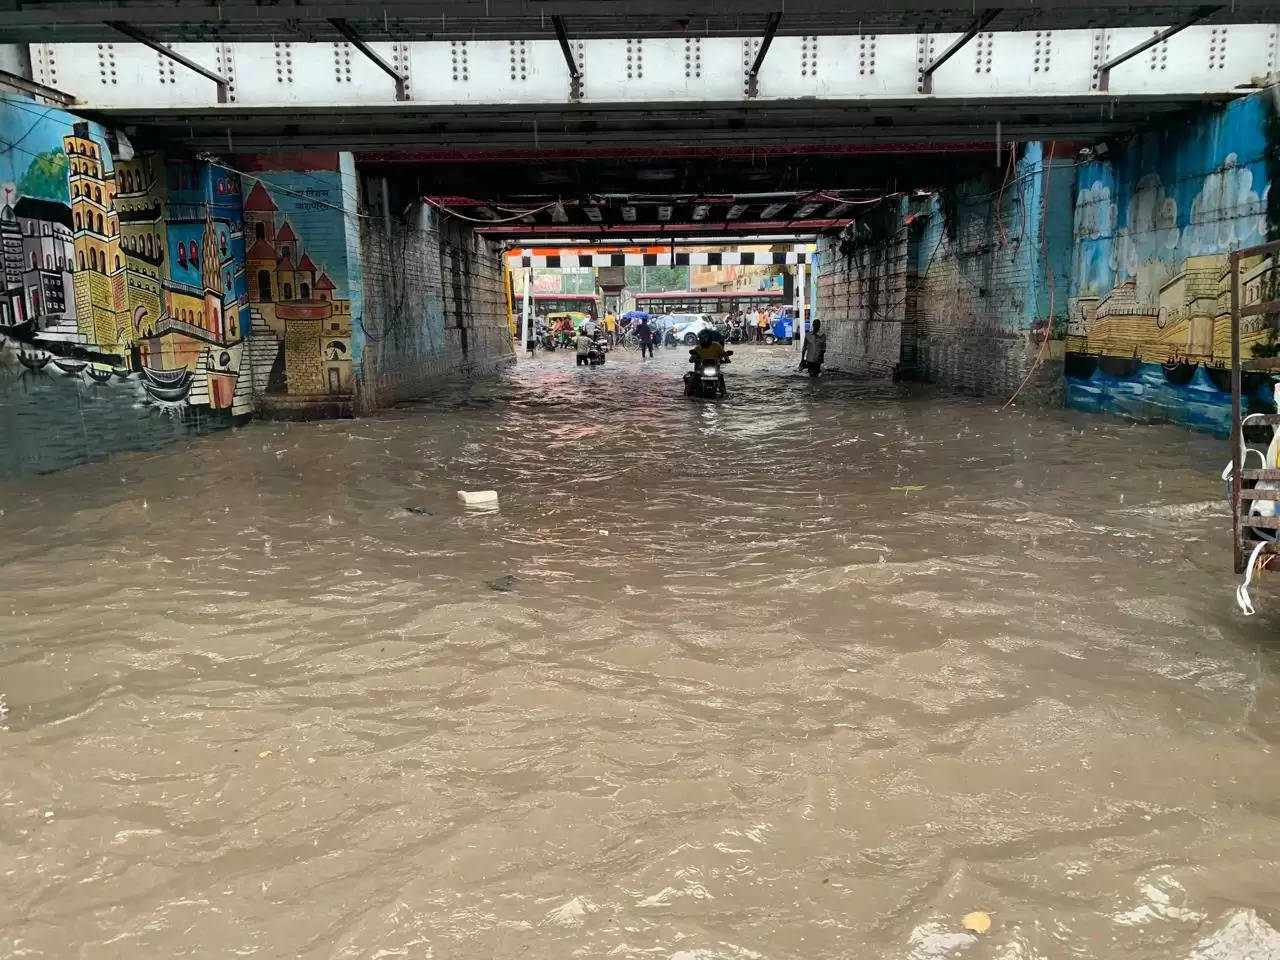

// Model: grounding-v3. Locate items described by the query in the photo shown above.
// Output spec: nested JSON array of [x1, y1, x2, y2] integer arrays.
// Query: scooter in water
[[587, 337, 608, 366], [683, 350, 732, 398]]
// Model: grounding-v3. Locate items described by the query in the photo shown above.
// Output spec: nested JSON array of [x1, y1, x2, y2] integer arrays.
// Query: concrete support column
[[522, 267, 533, 347]]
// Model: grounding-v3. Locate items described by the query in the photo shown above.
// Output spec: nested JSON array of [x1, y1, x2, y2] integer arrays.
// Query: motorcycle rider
[[685, 328, 726, 395]]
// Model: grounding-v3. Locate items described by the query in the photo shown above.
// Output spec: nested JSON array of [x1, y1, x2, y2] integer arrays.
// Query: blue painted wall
[[1066, 90, 1277, 433]]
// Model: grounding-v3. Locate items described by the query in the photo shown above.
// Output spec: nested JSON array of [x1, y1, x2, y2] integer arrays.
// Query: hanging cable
[[423, 196, 558, 224], [1002, 142, 1057, 410]]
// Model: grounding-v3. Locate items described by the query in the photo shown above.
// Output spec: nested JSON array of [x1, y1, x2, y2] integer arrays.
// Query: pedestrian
[[636, 317, 655, 359], [800, 319, 827, 377], [756, 309, 768, 342], [575, 327, 594, 366]]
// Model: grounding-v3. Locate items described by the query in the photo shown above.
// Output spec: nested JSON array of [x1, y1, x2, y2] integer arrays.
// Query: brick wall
[[814, 197, 908, 377], [910, 143, 1073, 405], [353, 190, 514, 414]]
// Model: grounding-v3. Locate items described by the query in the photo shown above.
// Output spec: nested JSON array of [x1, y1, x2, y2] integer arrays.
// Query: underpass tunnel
[[357, 137, 1077, 405]]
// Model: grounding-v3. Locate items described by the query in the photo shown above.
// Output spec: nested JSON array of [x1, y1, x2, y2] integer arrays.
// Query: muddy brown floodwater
[[2, 345, 1280, 960]]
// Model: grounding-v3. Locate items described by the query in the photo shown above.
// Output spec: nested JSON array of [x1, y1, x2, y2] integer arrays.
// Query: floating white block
[[457, 489, 499, 506]]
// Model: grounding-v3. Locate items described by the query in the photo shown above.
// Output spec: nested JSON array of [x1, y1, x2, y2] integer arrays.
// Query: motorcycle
[[664, 328, 679, 348], [684, 349, 732, 399], [588, 335, 608, 366]]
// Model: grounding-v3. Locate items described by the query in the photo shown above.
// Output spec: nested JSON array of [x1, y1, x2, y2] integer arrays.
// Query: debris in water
[[258, 750, 273, 759], [487, 575, 519, 592], [457, 489, 499, 506], [404, 506, 431, 515], [890, 485, 926, 494], [962, 911, 992, 934]]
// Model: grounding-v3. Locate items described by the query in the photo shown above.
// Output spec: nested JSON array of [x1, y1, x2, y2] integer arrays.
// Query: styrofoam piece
[[457, 489, 499, 506]]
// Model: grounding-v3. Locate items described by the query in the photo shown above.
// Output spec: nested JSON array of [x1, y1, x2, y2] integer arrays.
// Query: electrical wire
[[1002, 143, 1058, 410], [423, 196, 558, 224], [995, 146, 1015, 250]]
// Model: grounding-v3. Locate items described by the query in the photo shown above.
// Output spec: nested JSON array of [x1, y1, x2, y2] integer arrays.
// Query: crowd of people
[[725, 307, 783, 342], [524, 308, 827, 376]]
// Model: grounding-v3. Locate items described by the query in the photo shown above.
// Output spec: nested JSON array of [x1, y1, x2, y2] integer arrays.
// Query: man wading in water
[[800, 319, 827, 377]]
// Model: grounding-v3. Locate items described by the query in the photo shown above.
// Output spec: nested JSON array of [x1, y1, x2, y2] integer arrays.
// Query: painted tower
[[64, 121, 128, 351], [113, 151, 168, 339]]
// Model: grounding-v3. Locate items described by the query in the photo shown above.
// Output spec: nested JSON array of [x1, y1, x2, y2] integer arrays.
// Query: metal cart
[[1229, 238, 1280, 573]]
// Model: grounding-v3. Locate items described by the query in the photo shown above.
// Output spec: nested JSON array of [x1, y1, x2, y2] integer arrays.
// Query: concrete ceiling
[[0, 0, 1273, 43], [97, 94, 1230, 155]]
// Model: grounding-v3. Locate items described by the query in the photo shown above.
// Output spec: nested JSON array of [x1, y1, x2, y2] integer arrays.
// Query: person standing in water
[[636, 317, 656, 359], [800, 319, 827, 377], [575, 327, 594, 366]]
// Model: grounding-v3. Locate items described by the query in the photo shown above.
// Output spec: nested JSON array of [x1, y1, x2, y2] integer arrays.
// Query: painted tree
[[16, 150, 70, 203]]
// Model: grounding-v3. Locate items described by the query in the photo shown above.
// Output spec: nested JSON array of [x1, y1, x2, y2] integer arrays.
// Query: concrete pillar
[[522, 267, 533, 346]]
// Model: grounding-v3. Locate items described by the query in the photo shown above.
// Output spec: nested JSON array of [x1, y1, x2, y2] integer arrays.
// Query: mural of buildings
[[241, 176, 352, 398], [0, 107, 257, 418], [1065, 90, 1277, 433]]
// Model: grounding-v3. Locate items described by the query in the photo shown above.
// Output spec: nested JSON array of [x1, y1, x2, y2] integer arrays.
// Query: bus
[[634, 289, 786, 317], [529, 293, 600, 320]]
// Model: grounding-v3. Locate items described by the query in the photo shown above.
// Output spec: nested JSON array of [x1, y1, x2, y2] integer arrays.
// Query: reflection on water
[[0, 357, 229, 480], [2, 345, 1279, 959]]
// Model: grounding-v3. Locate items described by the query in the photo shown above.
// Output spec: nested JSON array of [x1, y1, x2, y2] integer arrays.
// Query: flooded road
[[3, 345, 1280, 959]]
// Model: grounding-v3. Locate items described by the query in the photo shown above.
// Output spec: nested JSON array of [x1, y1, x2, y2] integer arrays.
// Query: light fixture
[[726, 204, 747, 219], [760, 202, 786, 218], [657, 205, 673, 221], [794, 203, 820, 218], [692, 204, 710, 220], [584, 205, 603, 222], [622, 205, 637, 221]]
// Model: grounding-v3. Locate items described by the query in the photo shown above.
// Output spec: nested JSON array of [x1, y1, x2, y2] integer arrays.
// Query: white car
[[662, 314, 718, 345]]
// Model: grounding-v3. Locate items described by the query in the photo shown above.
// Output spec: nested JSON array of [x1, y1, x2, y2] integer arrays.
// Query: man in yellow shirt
[[685, 329, 727, 396], [603, 312, 617, 345]]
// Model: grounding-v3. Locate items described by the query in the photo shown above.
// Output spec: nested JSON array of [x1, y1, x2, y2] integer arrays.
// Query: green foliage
[[16, 150, 69, 203], [624, 265, 689, 291]]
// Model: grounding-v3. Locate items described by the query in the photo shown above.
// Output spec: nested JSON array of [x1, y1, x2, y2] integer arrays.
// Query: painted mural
[[241, 172, 352, 400], [1066, 91, 1278, 433], [0, 106, 254, 418]]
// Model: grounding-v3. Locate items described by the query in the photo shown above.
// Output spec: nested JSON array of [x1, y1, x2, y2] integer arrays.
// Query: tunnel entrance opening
[[358, 141, 1001, 397]]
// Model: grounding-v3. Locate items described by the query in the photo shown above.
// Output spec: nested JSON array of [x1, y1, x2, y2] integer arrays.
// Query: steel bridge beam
[[105, 20, 230, 103], [746, 11, 783, 97], [330, 17, 409, 101], [1094, 4, 1222, 90], [920, 9, 1001, 94]]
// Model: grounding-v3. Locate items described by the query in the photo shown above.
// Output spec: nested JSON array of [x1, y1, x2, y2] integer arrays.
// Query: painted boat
[[141, 368, 193, 402], [1064, 352, 1098, 380], [1205, 366, 1273, 396], [1161, 361, 1198, 386], [52, 358, 88, 375], [141, 364, 192, 386], [17, 351, 50, 371], [0, 319, 35, 339], [85, 366, 115, 383], [1098, 354, 1141, 379]]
